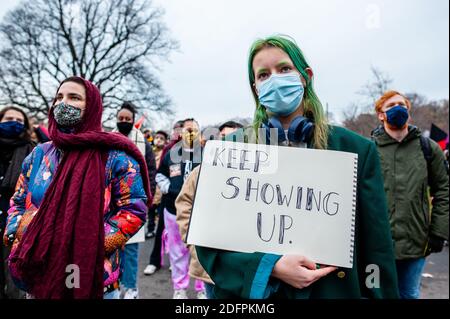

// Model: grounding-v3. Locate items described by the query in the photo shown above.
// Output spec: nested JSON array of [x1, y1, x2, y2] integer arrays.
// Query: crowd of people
[[0, 35, 448, 300]]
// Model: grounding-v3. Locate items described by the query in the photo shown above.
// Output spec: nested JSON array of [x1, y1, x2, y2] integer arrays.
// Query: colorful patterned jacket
[[3, 142, 147, 290]]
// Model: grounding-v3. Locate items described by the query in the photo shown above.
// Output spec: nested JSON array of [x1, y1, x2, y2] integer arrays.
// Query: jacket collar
[[373, 125, 421, 146]]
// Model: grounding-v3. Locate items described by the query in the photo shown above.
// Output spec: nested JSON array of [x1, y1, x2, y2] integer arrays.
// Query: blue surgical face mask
[[385, 105, 409, 129], [257, 73, 304, 116], [0, 121, 25, 138]]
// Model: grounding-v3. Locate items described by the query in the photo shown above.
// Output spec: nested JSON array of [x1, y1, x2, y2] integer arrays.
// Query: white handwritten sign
[[126, 225, 145, 244], [187, 140, 358, 268]]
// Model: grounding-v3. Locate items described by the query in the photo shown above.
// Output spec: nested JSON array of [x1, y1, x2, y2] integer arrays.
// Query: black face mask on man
[[117, 122, 134, 136]]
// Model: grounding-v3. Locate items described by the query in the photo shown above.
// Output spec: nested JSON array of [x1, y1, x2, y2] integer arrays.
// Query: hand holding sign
[[272, 255, 337, 289]]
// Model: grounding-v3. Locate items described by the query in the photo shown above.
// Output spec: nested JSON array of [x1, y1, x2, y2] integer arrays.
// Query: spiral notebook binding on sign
[[349, 155, 358, 266]]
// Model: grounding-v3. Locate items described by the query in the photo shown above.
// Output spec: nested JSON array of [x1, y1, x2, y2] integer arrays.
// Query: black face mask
[[117, 122, 134, 136]]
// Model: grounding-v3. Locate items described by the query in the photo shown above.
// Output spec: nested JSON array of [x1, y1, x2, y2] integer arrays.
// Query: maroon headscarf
[[9, 77, 152, 299]]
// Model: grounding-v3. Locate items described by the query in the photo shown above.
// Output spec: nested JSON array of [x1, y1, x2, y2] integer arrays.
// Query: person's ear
[[253, 83, 258, 96], [305, 68, 314, 82], [377, 112, 385, 122]]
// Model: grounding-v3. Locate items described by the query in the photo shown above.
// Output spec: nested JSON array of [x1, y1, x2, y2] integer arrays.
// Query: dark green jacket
[[197, 125, 399, 299], [373, 126, 449, 260]]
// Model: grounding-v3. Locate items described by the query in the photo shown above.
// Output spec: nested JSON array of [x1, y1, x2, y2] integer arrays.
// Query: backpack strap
[[419, 135, 433, 186], [370, 125, 384, 143]]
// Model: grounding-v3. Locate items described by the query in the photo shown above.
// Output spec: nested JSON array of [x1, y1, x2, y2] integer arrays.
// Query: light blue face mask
[[257, 72, 304, 116]]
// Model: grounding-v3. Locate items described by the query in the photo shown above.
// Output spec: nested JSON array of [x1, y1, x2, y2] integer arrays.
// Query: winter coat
[[373, 125, 449, 259]]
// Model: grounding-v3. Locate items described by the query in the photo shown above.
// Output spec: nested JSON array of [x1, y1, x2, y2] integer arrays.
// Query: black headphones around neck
[[261, 115, 314, 145]]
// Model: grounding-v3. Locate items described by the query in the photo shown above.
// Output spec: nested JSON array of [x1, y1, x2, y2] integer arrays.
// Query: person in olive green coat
[[196, 35, 399, 299], [373, 90, 449, 299]]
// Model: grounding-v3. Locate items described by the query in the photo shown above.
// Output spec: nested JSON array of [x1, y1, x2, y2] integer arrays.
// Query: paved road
[[138, 236, 199, 299], [137, 238, 449, 299], [421, 245, 449, 299]]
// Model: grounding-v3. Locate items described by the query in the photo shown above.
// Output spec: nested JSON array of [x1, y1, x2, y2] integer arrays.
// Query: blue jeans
[[104, 289, 120, 299], [396, 258, 426, 299], [120, 243, 139, 289]]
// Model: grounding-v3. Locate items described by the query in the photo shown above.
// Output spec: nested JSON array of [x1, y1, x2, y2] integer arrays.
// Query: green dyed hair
[[248, 35, 329, 149]]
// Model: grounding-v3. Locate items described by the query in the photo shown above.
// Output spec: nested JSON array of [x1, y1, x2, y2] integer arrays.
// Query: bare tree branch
[[0, 0, 177, 122], [356, 66, 393, 112]]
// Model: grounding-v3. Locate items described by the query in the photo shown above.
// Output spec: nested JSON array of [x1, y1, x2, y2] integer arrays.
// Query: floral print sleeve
[[3, 143, 148, 288], [3, 148, 37, 246], [104, 150, 148, 255]]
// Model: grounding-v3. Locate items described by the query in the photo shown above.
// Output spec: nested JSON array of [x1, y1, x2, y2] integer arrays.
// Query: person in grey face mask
[[3, 77, 152, 299]]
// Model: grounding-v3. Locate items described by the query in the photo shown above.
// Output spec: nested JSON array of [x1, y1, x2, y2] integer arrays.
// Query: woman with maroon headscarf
[[2, 77, 152, 299]]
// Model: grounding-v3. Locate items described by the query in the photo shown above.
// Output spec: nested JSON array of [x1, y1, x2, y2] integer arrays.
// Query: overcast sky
[[1, 0, 448, 127]]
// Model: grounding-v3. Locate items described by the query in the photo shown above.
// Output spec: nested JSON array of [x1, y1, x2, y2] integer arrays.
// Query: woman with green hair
[[194, 35, 399, 298], [249, 36, 329, 149]]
